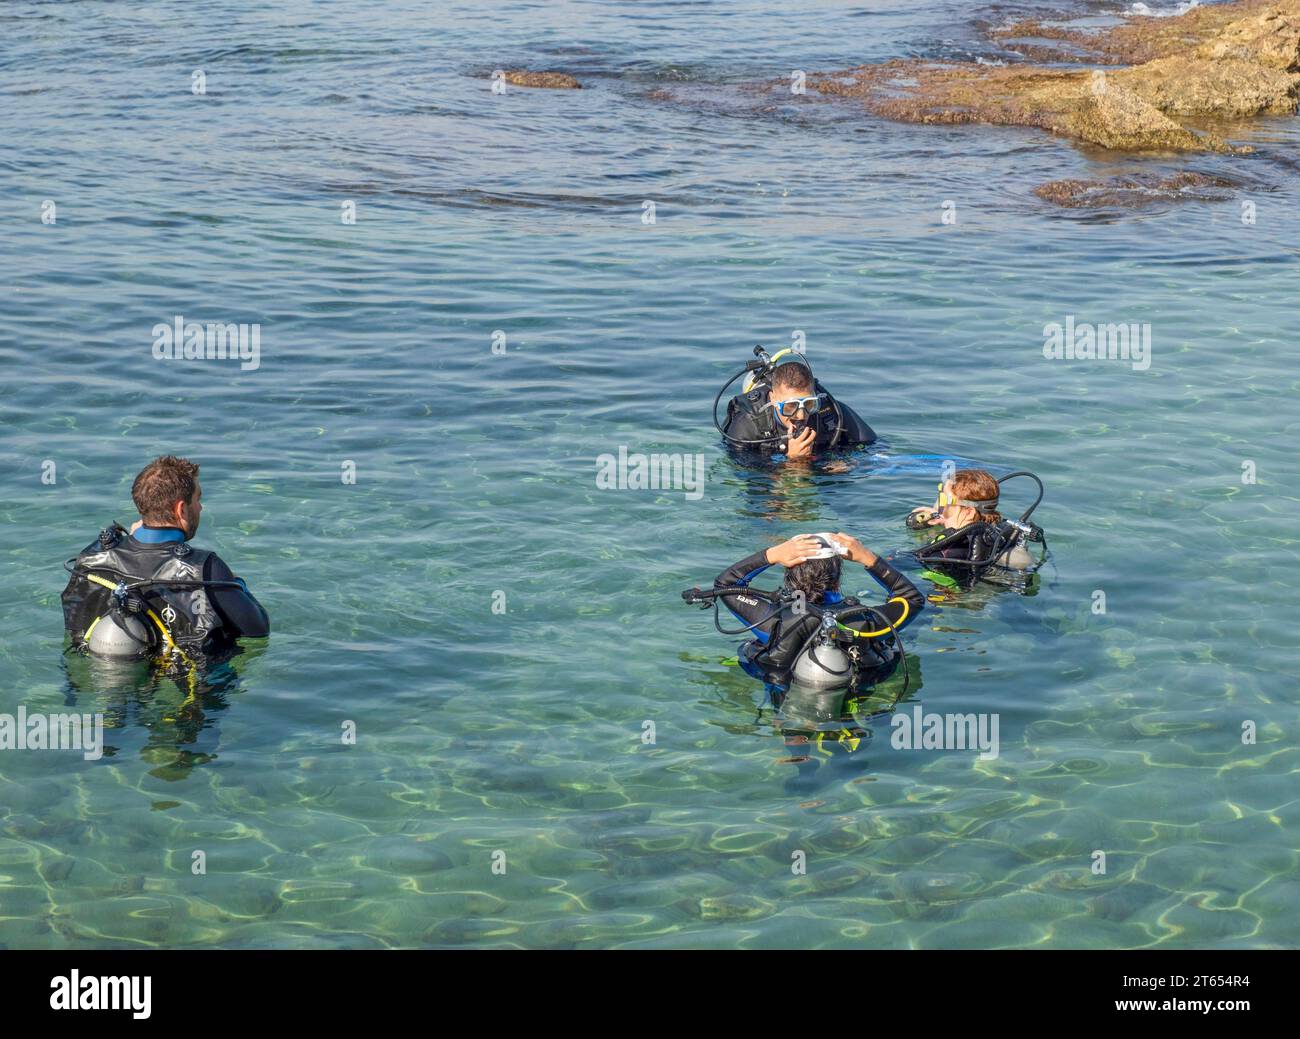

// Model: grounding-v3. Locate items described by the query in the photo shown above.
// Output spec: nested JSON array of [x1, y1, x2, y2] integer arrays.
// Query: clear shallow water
[[1, 0, 1298, 948]]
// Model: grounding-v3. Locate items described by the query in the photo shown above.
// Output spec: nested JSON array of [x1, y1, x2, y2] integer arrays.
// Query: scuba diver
[[715, 347, 877, 460], [682, 532, 923, 694], [61, 455, 270, 661], [906, 468, 1048, 588]]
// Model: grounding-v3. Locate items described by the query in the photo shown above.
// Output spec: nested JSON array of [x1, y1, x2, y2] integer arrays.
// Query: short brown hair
[[771, 361, 813, 395], [132, 456, 199, 523], [952, 469, 1002, 524]]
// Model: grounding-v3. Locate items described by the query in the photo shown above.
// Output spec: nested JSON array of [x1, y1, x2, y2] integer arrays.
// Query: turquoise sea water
[[1, 0, 1298, 948]]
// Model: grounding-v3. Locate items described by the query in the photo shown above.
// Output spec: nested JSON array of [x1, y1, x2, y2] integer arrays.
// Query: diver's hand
[[832, 532, 878, 568], [908, 506, 943, 527], [766, 536, 823, 567], [785, 426, 816, 459]]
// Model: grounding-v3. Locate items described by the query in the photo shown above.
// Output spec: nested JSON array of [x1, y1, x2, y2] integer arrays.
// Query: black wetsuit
[[713, 550, 923, 688], [722, 380, 877, 456], [200, 552, 270, 637], [63, 525, 269, 651]]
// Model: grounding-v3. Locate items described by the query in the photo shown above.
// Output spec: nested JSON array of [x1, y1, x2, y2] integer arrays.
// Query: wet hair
[[784, 555, 842, 603], [951, 468, 1002, 524], [770, 361, 814, 395], [132, 455, 199, 523]]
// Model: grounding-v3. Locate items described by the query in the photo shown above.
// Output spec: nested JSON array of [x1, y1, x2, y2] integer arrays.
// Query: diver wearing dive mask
[[716, 349, 877, 459], [907, 469, 1047, 586], [907, 469, 1004, 531]]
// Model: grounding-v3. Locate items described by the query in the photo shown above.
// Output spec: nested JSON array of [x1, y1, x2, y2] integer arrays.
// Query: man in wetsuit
[[62, 455, 269, 654], [712, 532, 922, 689], [721, 361, 876, 460]]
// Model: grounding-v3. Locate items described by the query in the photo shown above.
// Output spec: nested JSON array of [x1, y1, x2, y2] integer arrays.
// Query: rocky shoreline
[[799, 0, 1300, 155], [502, 1, 1299, 207]]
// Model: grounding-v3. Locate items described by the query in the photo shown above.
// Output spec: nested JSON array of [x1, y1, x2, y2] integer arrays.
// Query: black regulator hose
[[712, 362, 775, 447], [681, 585, 789, 637], [913, 524, 1014, 576], [997, 470, 1044, 523], [824, 385, 846, 450]]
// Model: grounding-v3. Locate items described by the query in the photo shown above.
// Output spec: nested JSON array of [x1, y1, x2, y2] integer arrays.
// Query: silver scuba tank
[[792, 642, 853, 689], [792, 615, 853, 689], [994, 521, 1037, 570], [995, 542, 1035, 570], [88, 610, 154, 658]]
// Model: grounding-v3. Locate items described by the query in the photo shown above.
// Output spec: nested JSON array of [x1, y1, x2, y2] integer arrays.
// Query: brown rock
[[502, 70, 581, 90], [1195, 8, 1300, 69], [794, 0, 1300, 153], [994, 0, 1290, 66], [1063, 80, 1231, 152], [1034, 171, 1238, 208], [1114, 57, 1299, 117], [806, 64, 1232, 153]]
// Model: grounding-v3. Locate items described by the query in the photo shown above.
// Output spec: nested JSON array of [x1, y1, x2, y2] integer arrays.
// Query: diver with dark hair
[[62, 455, 269, 660], [906, 468, 1048, 588], [683, 532, 923, 693], [715, 347, 876, 460]]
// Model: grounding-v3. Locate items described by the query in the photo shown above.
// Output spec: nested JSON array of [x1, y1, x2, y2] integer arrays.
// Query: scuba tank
[[791, 614, 854, 689], [789, 604, 906, 692], [88, 614, 153, 657], [992, 522, 1038, 570], [681, 583, 911, 699], [86, 584, 158, 658]]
